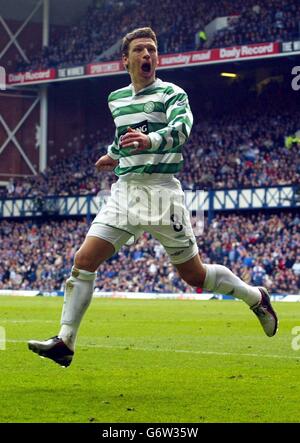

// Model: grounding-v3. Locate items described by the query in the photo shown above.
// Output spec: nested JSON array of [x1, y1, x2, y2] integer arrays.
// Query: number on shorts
[[170, 214, 183, 232]]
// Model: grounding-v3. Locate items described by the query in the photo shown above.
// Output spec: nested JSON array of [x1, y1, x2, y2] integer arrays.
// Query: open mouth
[[141, 62, 151, 73]]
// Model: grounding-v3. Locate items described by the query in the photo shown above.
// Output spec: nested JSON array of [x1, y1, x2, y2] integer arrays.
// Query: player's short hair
[[122, 27, 158, 56]]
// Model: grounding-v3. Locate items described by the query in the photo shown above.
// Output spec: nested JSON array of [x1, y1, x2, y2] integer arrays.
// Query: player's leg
[[57, 235, 115, 351], [28, 223, 133, 366], [147, 176, 278, 337], [58, 221, 135, 351], [27, 235, 115, 367], [28, 179, 137, 366], [174, 253, 261, 305], [58, 179, 141, 353], [174, 253, 278, 337]]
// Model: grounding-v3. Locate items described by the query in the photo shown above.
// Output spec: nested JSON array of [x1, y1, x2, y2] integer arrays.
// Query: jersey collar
[[131, 78, 161, 96]]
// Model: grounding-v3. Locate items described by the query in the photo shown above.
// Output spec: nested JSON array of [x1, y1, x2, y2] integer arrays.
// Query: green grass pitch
[[0, 295, 300, 423]]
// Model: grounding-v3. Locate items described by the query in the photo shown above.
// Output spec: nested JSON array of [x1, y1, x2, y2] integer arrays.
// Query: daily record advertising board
[[6, 41, 300, 86]]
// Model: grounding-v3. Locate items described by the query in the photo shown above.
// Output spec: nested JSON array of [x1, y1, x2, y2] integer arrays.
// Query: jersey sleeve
[[106, 94, 120, 160], [107, 128, 120, 160], [148, 87, 193, 151]]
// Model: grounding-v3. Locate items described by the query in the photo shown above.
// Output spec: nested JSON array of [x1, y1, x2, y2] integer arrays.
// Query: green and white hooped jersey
[[107, 78, 193, 177]]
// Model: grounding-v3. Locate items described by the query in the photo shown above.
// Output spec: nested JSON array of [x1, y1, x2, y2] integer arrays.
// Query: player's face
[[123, 37, 158, 85]]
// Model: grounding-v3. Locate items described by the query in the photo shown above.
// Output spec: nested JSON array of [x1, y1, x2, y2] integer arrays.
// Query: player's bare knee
[[181, 272, 203, 288], [74, 250, 94, 271]]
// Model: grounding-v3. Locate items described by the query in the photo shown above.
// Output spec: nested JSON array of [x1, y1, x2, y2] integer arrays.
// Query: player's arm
[[107, 129, 120, 160], [148, 89, 193, 151], [95, 129, 119, 172], [95, 154, 118, 172]]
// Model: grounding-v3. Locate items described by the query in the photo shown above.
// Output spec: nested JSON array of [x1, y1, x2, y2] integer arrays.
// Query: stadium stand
[[1, 212, 299, 293], [211, 0, 300, 49], [1, 0, 299, 297], [14, 0, 300, 73], [1, 81, 299, 198]]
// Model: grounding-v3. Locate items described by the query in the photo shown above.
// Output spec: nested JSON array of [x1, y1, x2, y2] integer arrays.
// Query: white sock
[[203, 264, 261, 307], [59, 266, 96, 350]]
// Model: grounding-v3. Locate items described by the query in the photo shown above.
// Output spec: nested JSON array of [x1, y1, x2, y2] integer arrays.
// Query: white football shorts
[[87, 174, 198, 264]]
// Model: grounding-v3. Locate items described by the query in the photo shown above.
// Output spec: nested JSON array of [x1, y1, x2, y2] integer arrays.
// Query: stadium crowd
[[15, 0, 237, 72], [181, 108, 300, 190], [15, 0, 300, 73], [1, 212, 299, 294], [211, 0, 300, 49], [2, 88, 299, 198]]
